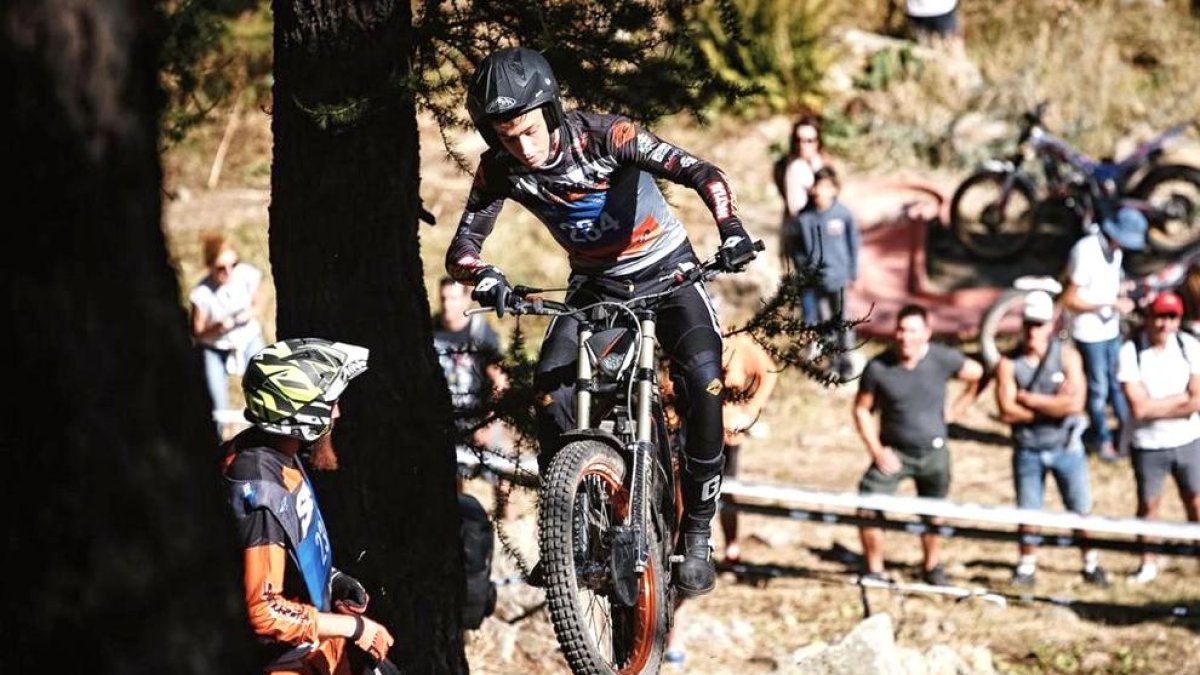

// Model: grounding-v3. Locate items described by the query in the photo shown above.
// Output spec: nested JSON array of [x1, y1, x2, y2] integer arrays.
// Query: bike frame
[[573, 307, 665, 577]]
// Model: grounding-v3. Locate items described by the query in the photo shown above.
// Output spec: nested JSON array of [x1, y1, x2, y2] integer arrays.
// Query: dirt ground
[[163, 108, 1200, 675]]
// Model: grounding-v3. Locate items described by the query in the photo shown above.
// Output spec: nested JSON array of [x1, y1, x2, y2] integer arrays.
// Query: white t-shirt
[[1066, 232, 1123, 343], [906, 0, 958, 17], [189, 262, 264, 354], [783, 157, 822, 217], [1116, 332, 1200, 449]]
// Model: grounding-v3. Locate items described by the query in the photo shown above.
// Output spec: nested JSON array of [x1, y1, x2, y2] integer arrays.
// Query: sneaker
[[1128, 562, 1158, 585], [1082, 565, 1110, 587], [1098, 442, 1121, 463], [664, 648, 686, 665], [674, 532, 716, 596], [921, 564, 948, 586], [1012, 568, 1036, 587], [859, 570, 889, 584]]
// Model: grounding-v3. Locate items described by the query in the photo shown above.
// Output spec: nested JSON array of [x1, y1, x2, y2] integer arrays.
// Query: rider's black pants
[[534, 273, 726, 535]]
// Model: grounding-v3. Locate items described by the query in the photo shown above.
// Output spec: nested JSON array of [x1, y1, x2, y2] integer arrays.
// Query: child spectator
[[789, 166, 861, 378]]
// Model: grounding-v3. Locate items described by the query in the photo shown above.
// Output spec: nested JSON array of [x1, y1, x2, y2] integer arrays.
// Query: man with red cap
[[1117, 290, 1200, 584]]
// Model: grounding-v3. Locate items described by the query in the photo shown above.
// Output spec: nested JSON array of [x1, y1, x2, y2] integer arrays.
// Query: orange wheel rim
[[580, 462, 661, 673]]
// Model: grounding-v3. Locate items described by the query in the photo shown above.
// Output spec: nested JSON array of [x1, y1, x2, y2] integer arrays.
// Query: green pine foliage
[[413, 0, 757, 164], [159, 0, 271, 146], [688, 0, 837, 115]]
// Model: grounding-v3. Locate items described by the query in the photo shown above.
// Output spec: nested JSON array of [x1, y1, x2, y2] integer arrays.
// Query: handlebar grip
[[753, 239, 766, 252]]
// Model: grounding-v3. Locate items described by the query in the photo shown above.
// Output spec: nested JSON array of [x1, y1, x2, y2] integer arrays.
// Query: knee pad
[[669, 348, 724, 411], [670, 348, 725, 466]]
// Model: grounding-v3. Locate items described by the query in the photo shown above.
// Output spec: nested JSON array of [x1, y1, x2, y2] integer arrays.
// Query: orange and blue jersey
[[223, 435, 349, 673], [447, 110, 739, 281]]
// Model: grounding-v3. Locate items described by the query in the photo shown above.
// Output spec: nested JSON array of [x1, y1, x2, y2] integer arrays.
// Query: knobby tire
[[1135, 164, 1200, 254], [949, 170, 1038, 260], [540, 440, 670, 675]]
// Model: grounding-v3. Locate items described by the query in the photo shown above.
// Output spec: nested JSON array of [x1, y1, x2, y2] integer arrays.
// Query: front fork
[[578, 314, 659, 606], [629, 316, 658, 573]]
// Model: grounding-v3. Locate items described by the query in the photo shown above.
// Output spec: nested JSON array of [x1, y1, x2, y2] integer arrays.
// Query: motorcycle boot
[[675, 530, 716, 596], [675, 454, 724, 596]]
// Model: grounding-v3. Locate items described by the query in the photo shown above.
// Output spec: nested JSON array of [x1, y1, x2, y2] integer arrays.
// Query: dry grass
[[812, 0, 1200, 173]]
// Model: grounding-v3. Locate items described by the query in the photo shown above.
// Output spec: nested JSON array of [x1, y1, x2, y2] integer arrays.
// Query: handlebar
[[466, 240, 766, 318]]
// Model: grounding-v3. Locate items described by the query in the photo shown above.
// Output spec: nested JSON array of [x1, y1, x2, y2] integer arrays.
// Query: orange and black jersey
[[447, 110, 739, 281], [223, 432, 338, 670]]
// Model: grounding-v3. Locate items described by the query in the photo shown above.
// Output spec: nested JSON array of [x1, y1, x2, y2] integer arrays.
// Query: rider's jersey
[[447, 110, 739, 281], [222, 432, 347, 672]]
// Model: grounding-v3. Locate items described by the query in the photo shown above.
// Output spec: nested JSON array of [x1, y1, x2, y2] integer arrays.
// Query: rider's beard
[[307, 433, 340, 471]]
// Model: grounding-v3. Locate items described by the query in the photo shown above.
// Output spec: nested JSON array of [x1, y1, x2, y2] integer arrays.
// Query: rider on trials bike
[[445, 46, 759, 596]]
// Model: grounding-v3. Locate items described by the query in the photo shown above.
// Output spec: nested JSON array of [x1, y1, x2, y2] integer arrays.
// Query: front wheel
[[540, 440, 670, 675], [1134, 164, 1200, 254], [949, 170, 1039, 260]]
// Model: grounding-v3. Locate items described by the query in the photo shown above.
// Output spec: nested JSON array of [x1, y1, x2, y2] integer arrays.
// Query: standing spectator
[[1060, 209, 1148, 461], [433, 277, 514, 512], [994, 290, 1108, 587], [905, 0, 963, 52], [790, 166, 861, 378], [774, 114, 830, 224], [189, 232, 267, 433], [222, 339, 398, 673], [716, 329, 779, 564], [852, 304, 983, 584], [777, 116, 833, 326], [1117, 290, 1200, 584]]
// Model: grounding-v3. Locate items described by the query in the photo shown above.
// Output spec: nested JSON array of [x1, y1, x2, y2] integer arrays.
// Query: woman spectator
[[775, 114, 832, 324], [190, 232, 267, 432], [774, 114, 830, 224]]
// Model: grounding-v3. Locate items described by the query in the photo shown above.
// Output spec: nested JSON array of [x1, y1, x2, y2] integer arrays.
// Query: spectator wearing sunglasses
[[189, 232, 267, 434], [1117, 290, 1200, 584], [775, 114, 835, 326]]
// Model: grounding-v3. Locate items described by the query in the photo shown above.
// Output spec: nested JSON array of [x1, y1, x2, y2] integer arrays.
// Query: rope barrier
[[719, 560, 1200, 620], [722, 478, 1200, 554], [723, 502, 1200, 557]]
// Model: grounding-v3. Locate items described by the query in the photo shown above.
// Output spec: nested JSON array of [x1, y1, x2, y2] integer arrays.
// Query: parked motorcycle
[[949, 101, 1200, 260]]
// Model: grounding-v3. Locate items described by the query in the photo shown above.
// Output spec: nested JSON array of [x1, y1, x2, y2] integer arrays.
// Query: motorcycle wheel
[[540, 440, 670, 675], [978, 288, 1035, 373], [1134, 164, 1200, 254], [949, 170, 1039, 260]]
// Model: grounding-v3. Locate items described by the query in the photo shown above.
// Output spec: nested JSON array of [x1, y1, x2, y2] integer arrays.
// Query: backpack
[[1134, 330, 1193, 370], [459, 493, 496, 630]]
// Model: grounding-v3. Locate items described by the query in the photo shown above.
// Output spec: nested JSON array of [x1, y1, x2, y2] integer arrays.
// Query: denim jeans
[[1075, 336, 1129, 448], [1013, 444, 1092, 513], [806, 289, 850, 340], [201, 333, 265, 423]]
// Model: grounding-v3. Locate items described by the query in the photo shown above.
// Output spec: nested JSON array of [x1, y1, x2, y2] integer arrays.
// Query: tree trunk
[[2, 0, 253, 671], [271, 2, 466, 671]]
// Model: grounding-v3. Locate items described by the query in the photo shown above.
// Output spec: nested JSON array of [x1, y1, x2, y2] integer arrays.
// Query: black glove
[[471, 267, 512, 317], [716, 218, 758, 272], [331, 569, 369, 615]]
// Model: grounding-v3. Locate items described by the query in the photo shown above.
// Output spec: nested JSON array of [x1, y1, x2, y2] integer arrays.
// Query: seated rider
[[445, 47, 759, 596], [222, 339, 397, 673]]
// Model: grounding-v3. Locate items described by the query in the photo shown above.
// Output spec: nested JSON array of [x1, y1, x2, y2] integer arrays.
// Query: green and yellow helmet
[[242, 338, 370, 442]]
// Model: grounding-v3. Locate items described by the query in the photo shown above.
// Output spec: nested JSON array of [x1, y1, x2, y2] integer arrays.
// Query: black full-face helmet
[[466, 47, 564, 151]]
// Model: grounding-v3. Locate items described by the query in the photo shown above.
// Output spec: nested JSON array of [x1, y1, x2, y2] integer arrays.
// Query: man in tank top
[[994, 290, 1108, 588]]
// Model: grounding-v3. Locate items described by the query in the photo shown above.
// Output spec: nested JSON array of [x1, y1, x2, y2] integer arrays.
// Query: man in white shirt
[[1117, 290, 1200, 584], [1060, 209, 1147, 462]]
